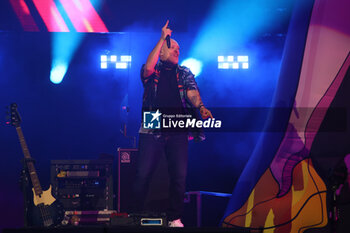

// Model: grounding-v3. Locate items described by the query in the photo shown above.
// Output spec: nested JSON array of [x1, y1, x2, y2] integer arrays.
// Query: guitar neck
[[16, 127, 43, 196]]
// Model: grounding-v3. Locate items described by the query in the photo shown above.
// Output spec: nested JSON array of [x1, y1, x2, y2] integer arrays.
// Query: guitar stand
[[19, 158, 35, 227]]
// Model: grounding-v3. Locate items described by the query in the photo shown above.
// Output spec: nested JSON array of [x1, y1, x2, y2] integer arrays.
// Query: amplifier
[[51, 160, 113, 211], [117, 148, 169, 213]]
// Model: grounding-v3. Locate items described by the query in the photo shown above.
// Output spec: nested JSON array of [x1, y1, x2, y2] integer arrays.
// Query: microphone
[[166, 35, 170, 48]]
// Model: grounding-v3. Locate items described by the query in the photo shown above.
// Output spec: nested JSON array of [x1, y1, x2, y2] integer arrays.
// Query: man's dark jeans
[[133, 133, 188, 221]]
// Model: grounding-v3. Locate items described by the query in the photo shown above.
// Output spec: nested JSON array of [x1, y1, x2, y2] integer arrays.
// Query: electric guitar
[[9, 103, 64, 227]]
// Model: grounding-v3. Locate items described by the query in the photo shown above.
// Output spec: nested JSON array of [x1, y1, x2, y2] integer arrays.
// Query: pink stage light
[[9, 0, 39, 31], [59, 0, 108, 32], [32, 0, 69, 32]]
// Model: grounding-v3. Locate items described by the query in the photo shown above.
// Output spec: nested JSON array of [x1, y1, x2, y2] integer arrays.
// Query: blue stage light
[[50, 62, 68, 84], [181, 58, 203, 77], [51, 33, 83, 84]]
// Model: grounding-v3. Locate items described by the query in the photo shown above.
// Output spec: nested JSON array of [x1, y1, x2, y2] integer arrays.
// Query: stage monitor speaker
[[117, 148, 169, 213]]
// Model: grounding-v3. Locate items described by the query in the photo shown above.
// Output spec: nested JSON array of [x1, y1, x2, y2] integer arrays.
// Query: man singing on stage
[[133, 20, 213, 227]]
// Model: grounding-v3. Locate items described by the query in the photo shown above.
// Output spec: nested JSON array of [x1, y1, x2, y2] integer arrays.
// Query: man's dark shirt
[[156, 66, 184, 115]]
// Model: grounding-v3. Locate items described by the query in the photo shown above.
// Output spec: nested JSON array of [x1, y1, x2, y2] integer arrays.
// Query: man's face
[[160, 39, 180, 65]]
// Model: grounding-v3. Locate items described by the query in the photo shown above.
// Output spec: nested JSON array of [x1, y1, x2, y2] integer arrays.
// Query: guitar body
[[27, 199, 64, 227], [29, 185, 64, 226], [32, 185, 55, 206]]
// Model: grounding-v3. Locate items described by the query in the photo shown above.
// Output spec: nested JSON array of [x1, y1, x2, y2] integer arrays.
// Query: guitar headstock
[[7, 103, 22, 127]]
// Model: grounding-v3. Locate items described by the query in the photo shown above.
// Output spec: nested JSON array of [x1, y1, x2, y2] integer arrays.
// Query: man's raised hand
[[161, 20, 172, 40]]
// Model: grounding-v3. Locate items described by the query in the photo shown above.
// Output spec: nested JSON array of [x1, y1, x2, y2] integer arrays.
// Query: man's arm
[[143, 20, 171, 77], [187, 90, 213, 119]]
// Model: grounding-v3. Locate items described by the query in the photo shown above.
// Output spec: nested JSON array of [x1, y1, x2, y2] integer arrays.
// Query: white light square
[[227, 56, 234, 62], [242, 63, 249, 69], [121, 55, 132, 62], [116, 62, 128, 69], [110, 55, 117, 62], [218, 62, 229, 69], [101, 62, 107, 69], [218, 56, 225, 62], [101, 55, 107, 62], [232, 63, 239, 69], [237, 56, 248, 62]]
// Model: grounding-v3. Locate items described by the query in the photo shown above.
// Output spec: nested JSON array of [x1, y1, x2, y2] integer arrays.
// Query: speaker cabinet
[[117, 148, 169, 213]]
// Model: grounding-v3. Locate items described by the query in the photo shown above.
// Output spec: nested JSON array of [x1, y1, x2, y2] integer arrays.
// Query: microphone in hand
[[166, 35, 171, 48]]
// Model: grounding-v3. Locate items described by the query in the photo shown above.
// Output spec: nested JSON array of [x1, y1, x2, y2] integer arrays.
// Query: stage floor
[[2, 226, 250, 233]]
